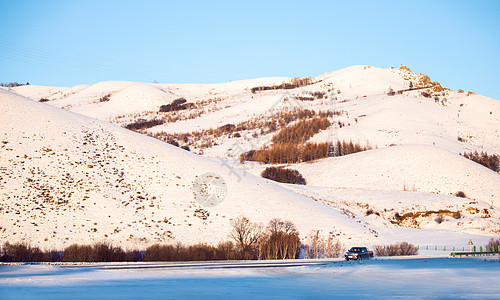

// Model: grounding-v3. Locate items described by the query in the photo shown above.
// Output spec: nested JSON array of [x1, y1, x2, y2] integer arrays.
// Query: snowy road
[[58, 259, 336, 270], [1, 257, 499, 299]]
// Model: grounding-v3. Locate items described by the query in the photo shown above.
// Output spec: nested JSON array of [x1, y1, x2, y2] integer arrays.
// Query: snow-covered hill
[[293, 145, 499, 206], [7, 65, 500, 158], [0, 89, 379, 249], [1, 65, 499, 250]]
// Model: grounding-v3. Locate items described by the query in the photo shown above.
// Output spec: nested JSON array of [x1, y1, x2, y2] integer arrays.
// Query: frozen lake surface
[[1, 257, 499, 299]]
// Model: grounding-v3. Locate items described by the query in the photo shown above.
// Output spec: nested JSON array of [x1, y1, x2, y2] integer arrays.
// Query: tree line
[[461, 151, 499, 172], [0, 82, 29, 87], [251, 77, 312, 93], [241, 140, 372, 164], [0, 217, 339, 262]]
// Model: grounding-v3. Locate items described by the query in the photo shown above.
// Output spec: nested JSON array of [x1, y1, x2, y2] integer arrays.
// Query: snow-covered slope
[[292, 145, 500, 207], [2, 64, 499, 250], [0, 89, 378, 249]]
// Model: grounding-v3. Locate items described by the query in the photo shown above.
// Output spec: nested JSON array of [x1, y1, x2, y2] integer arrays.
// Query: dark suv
[[344, 247, 374, 261]]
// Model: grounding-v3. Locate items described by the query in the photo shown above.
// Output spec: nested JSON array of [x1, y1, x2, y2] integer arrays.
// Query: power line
[[0, 37, 209, 84]]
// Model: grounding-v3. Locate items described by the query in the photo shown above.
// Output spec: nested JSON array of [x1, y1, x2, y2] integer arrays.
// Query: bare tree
[[264, 218, 300, 259], [303, 231, 344, 258], [229, 216, 262, 259]]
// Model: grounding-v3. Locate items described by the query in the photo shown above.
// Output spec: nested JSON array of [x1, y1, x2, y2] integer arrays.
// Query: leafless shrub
[[454, 191, 467, 198], [261, 167, 306, 185], [39, 98, 49, 102], [374, 242, 418, 256], [310, 91, 326, 99], [99, 93, 111, 102], [167, 140, 180, 147], [125, 118, 164, 131], [373, 245, 385, 256], [159, 98, 192, 112], [453, 211, 461, 219], [172, 98, 187, 105], [398, 241, 418, 255], [486, 238, 500, 252], [435, 215, 444, 224], [366, 208, 374, 216], [295, 96, 315, 101], [421, 91, 431, 98]]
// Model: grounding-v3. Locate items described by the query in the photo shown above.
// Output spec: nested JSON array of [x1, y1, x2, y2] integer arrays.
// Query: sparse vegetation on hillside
[[391, 209, 463, 227], [125, 118, 164, 131], [99, 93, 111, 102], [251, 77, 313, 93], [461, 151, 499, 172], [152, 109, 337, 152], [112, 96, 225, 128], [294, 91, 327, 101], [261, 167, 306, 185], [159, 98, 192, 112]]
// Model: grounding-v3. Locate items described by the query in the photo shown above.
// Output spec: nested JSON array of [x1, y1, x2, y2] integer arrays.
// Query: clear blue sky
[[1, 0, 499, 99]]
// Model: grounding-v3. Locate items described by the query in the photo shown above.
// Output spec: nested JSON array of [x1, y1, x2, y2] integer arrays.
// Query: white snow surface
[[1, 257, 500, 299]]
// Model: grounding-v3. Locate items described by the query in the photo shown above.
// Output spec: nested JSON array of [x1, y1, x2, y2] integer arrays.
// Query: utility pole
[[327, 87, 339, 157]]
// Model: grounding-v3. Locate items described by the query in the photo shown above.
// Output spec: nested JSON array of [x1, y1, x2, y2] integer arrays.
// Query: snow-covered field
[[1, 257, 500, 299]]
